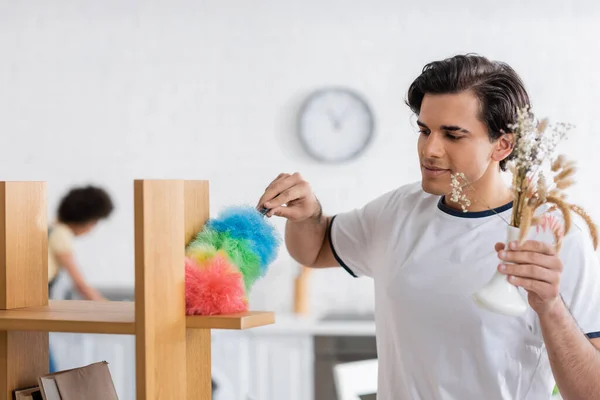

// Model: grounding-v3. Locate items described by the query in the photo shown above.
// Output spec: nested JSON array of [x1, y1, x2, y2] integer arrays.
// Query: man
[[257, 54, 600, 399]]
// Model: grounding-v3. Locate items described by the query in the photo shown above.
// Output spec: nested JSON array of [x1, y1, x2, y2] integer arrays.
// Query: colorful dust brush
[[206, 206, 280, 271], [185, 255, 247, 316], [185, 205, 281, 316]]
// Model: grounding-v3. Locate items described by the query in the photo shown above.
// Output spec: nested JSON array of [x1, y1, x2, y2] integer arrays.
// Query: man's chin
[[420, 180, 448, 196]]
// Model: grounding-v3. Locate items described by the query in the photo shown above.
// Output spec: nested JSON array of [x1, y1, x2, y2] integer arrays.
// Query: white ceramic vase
[[472, 225, 528, 316]]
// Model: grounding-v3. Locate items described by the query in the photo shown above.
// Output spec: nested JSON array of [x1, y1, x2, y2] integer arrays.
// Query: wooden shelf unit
[[0, 180, 275, 399], [0, 301, 274, 335]]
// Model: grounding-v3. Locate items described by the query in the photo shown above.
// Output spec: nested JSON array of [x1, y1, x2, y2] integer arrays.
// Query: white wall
[[1, 0, 599, 316]]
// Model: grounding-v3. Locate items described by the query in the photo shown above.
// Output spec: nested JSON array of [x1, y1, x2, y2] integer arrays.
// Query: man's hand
[[256, 172, 321, 222], [497, 239, 563, 316], [257, 173, 335, 268]]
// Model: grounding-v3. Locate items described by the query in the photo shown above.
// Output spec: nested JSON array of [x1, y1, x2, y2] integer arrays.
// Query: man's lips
[[422, 165, 448, 171], [421, 164, 451, 177]]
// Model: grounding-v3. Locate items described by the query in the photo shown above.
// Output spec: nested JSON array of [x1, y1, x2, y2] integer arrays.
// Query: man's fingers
[[257, 173, 292, 209], [507, 276, 559, 300], [259, 173, 294, 206], [264, 183, 308, 209], [508, 240, 556, 256], [268, 205, 302, 220], [258, 173, 305, 209], [266, 173, 290, 191], [498, 248, 558, 271], [498, 263, 559, 285]]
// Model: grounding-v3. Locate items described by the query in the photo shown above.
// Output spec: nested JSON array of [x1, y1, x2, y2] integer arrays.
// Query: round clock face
[[298, 87, 375, 163]]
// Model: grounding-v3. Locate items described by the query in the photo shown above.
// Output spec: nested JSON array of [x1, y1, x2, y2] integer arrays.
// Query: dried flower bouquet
[[464, 107, 598, 316], [505, 108, 597, 251]]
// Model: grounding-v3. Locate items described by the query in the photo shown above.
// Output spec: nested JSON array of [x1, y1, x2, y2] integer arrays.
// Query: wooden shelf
[[0, 300, 135, 334], [0, 300, 275, 334], [0, 180, 277, 399], [186, 311, 275, 330]]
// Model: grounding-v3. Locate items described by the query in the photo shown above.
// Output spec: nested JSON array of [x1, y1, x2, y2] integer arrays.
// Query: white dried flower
[[509, 107, 572, 174], [450, 172, 470, 212]]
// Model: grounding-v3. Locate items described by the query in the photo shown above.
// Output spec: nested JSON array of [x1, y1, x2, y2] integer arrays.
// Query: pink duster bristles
[[185, 254, 248, 316]]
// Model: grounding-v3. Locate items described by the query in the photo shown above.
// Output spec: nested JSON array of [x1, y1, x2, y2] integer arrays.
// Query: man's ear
[[491, 132, 515, 163]]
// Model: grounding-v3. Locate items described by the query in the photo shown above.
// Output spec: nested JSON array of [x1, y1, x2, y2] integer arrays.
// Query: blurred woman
[[48, 185, 114, 371]]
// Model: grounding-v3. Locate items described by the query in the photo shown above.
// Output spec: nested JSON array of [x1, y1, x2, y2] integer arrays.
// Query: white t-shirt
[[329, 181, 600, 400]]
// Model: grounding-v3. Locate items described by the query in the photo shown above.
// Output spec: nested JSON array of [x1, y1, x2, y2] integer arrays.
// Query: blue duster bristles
[[206, 205, 281, 274]]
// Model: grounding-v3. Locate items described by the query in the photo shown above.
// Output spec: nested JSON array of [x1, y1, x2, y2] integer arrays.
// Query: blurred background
[[1, 1, 597, 399]]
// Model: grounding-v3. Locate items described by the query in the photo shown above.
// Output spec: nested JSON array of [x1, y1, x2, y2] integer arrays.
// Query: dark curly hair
[[57, 185, 114, 224], [406, 53, 531, 171]]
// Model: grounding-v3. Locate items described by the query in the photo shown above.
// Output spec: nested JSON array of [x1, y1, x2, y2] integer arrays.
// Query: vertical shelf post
[[184, 180, 212, 400], [134, 180, 187, 399], [0, 182, 48, 399]]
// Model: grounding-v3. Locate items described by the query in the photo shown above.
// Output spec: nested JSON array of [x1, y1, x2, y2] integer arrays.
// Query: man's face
[[417, 91, 501, 196]]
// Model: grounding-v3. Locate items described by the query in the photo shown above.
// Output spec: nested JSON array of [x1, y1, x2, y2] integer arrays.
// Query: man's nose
[[422, 132, 445, 158]]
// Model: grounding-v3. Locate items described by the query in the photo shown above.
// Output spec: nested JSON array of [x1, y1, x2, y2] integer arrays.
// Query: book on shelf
[[13, 386, 43, 400], [37, 361, 119, 400]]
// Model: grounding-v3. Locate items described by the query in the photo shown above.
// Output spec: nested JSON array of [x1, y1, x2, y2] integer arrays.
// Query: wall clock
[[297, 87, 375, 163]]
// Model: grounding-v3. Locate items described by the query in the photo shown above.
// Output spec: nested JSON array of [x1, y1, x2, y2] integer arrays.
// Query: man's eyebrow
[[417, 120, 470, 134], [440, 125, 471, 134]]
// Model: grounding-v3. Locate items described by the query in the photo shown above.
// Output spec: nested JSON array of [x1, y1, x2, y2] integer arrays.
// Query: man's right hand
[[257, 172, 322, 222], [258, 172, 339, 268]]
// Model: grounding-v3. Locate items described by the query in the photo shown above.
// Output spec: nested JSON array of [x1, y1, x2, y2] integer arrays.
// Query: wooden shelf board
[[186, 311, 275, 330], [0, 300, 135, 334], [0, 300, 275, 334]]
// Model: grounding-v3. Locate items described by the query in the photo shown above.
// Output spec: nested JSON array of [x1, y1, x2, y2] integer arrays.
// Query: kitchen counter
[[250, 313, 376, 336]]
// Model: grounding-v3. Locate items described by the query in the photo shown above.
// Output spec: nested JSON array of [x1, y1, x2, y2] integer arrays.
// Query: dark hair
[[57, 185, 114, 224], [406, 53, 530, 171]]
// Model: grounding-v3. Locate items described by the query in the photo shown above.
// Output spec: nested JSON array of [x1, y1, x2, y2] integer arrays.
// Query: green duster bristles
[[190, 227, 261, 291]]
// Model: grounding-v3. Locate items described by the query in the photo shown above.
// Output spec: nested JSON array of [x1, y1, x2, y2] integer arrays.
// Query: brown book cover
[[37, 361, 119, 400]]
